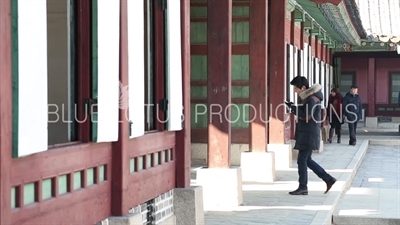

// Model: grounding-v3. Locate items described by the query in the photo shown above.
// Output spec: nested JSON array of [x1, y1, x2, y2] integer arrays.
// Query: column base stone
[[267, 143, 292, 169], [240, 151, 275, 183], [196, 168, 243, 210], [174, 186, 204, 225]]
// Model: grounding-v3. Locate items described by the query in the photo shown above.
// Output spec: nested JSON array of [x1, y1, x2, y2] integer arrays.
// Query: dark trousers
[[348, 121, 358, 144], [297, 149, 333, 190]]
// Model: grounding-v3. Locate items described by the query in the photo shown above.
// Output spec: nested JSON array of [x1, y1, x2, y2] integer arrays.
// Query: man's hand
[[285, 101, 294, 108]]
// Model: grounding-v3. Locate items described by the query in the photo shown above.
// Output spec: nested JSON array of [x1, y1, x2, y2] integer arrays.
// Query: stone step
[[377, 122, 399, 129], [332, 144, 400, 225]]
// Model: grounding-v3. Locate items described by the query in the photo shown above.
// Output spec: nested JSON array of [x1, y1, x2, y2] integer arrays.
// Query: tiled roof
[[355, 0, 400, 43]]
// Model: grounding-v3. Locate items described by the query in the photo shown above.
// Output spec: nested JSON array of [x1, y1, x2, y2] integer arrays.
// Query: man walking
[[342, 85, 362, 146], [285, 76, 336, 195]]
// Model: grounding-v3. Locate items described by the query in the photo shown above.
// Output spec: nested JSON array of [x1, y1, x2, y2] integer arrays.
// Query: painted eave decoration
[[297, 0, 364, 47], [311, 0, 342, 5]]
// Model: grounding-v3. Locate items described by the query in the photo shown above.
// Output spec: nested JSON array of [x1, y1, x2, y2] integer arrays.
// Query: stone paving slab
[[191, 139, 369, 225], [333, 144, 400, 225]]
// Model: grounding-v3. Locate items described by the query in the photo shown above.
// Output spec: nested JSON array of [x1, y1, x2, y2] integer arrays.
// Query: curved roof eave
[[296, 0, 363, 46], [355, 0, 400, 43]]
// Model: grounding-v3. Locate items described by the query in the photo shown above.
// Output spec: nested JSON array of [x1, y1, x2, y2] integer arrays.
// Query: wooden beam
[[0, 0, 12, 223], [249, 0, 268, 152], [111, 0, 129, 215], [311, 26, 321, 36], [294, 8, 305, 22], [304, 16, 314, 30], [207, 0, 232, 168], [334, 51, 400, 58], [269, 0, 289, 144], [317, 31, 327, 41], [367, 58, 376, 117], [175, 0, 191, 187]]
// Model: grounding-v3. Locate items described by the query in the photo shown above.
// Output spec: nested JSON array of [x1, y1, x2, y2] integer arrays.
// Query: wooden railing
[[375, 104, 400, 117], [10, 142, 113, 224], [126, 132, 176, 208]]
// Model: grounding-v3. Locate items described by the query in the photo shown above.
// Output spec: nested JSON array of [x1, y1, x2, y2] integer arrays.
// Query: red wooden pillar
[[321, 41, 325, 62], [310, 35, 314, 57], [315, 37, 320, 59], [290, 11, 295, 45], [269, 0, 289, 144], [325, 46, 329, 64], [300, 22, 305, 50], [0, 0, 12, 223], [111, 0, 130, 215], [207, 0, 232, 168], [176, 0, 191, 187], [249, 0, 268, 152], [367, 58, 376, 117]]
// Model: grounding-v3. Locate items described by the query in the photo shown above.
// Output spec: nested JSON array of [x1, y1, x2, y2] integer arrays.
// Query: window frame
[[145, 0, 167, 133], [389, 72, 400, 104], [47, 0, 79, 148], [10, 0, 92, 157], [340, 72, 356, 96]]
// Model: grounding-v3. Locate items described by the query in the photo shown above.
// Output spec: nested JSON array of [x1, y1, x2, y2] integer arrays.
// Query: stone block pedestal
[[365, 117, 378, 128], [240, 151, 275, 183], [196, 168, 243, 210], [174, 186, 204, 225], [267, 144, 292, 169]]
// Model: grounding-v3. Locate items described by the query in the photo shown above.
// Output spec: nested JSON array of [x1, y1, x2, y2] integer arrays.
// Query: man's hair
[[350, 85, 358, 89], [290, 76, 309, 89]]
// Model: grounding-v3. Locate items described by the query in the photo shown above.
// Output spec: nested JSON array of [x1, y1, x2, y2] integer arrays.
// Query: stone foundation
[[241, 151, 275, 183], [174, 186, 204, 225], [267, 143, 292, 169], [196, 168, 243, 210]]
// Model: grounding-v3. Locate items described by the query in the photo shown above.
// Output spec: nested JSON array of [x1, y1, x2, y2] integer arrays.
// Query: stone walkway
[[333, 144, 400, 225], [192, 138, 369, 225]]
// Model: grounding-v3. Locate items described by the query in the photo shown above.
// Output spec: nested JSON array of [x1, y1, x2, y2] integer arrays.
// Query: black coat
[[290, 84, 323, 151], [342, 92, 362, 122]]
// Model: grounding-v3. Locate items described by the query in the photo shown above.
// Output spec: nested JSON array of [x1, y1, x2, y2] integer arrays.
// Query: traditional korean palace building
[[0, 0, 398, 224]]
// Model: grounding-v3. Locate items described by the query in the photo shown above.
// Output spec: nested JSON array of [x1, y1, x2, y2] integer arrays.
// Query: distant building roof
[[355, 0, 400, 43]]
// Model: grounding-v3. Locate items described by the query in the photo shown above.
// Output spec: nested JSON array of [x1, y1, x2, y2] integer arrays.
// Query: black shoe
[[325, 178, 337, 194], [327, 139, 332, 143], [337, 138, 341, 143], [289, 189, 308, 195]]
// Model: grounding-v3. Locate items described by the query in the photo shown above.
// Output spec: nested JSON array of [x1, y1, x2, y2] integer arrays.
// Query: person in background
[[342, 85, 362, 146], [326, 88, 343, 143], [285, 76, 336, 195]]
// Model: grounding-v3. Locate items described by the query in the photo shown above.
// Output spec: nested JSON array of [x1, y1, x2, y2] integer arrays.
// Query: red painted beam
[[310, 0, 342, 5], [249, 0, 268, 152], [175, 0, 191, 188], [207, 0, 232, 168], [0, 0, 12, 223]]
